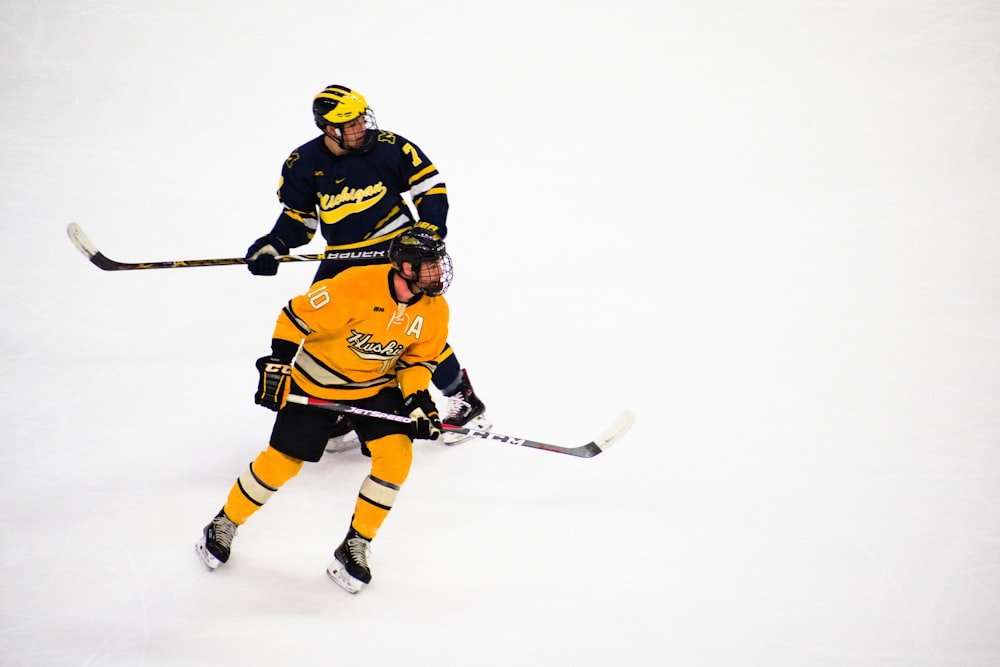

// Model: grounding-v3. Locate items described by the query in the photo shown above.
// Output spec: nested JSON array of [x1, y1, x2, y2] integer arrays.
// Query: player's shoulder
[[373, 128, 407, 143], [331, 263, 390, 288], [421, 292, 449, 318], [303, 266, 388, 308], [370, 129, 419, 154], [283, 135, 327, 167], [293, 135, 326, 153]]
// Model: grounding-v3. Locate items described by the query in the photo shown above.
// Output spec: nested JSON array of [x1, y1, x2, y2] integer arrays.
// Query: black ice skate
[[195, 509, 238, 570], [326, 528, 372, 594], [442, 368, 491, 444]]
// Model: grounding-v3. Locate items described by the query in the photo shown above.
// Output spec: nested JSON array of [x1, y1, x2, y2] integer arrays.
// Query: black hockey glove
[[245, 234, 289, 276], [254, 355, 292, 411], [403, 389, 442, 440]]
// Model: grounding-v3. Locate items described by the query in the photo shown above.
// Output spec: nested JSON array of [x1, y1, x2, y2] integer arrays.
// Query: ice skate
[[195, 509, 238, 570], [442, 369, 491, 444], [325, 414, 360, 453], [326, 528, 372, 594]]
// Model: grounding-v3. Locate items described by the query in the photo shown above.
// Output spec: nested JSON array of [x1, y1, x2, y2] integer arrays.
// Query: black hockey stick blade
[[285, 394, 635, 458], [66, 222, 328, 271]]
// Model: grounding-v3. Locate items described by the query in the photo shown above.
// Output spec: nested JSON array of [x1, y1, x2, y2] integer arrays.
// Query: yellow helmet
[[312, 84, 378, 152], [313, 85, 369, 127]]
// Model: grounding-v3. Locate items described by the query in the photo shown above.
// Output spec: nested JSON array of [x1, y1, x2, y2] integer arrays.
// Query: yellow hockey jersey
[[273, 264, 449, 401]]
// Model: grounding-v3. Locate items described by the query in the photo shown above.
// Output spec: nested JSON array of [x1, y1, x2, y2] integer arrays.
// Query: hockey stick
[[285, 394, 634, 458], [66, 223, 377, 271]]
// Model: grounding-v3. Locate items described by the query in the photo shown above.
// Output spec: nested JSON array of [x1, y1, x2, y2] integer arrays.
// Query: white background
[[2, 1, 998, 665]]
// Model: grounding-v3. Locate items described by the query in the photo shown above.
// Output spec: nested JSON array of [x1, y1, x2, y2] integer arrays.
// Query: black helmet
[[312, 84, 377, 152], [389, 227, 453, 296]]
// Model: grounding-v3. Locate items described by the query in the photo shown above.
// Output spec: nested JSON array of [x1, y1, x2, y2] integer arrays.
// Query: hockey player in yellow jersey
[[196, 226, 451, 594]]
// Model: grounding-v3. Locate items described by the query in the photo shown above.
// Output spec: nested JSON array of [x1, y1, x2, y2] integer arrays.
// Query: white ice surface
[[2, 1, 999, 665]]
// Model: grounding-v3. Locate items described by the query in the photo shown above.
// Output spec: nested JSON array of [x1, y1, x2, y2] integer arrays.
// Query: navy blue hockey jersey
[[267, 130, 448, 281]]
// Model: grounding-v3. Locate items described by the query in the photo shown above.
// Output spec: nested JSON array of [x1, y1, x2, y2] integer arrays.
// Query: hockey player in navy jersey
[[244, 84, 488, 449]]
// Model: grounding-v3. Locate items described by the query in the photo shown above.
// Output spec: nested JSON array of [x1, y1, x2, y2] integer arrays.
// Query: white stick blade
[[595, 410, 635, 450], [67, 223, 98, 259]]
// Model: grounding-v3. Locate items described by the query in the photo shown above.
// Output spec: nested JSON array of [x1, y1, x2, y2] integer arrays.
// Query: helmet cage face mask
[[390, 230, 453, 296], [323, 108, 377, 152], [404, 254, 453, 297]]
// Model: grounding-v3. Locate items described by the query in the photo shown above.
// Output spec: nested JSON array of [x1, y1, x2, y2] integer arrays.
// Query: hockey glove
[[254, 355, 292, 411], [245, 234, 289, 276], [403, 389, 442, 440]]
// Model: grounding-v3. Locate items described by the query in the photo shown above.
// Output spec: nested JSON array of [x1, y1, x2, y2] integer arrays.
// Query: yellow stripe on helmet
[[314, 85, 368, 125]]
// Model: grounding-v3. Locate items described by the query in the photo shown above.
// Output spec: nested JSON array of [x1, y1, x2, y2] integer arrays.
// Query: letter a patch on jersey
[[406, 316, 424, 338]]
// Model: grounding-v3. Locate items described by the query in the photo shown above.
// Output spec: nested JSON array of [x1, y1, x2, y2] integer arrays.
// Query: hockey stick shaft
[[66, 223, 382, 271], [285, 395, 633, 458]]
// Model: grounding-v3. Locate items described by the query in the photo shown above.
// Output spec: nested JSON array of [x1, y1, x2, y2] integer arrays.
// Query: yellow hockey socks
[[224, 446, 304, 525], [350, 433, 412, 538]]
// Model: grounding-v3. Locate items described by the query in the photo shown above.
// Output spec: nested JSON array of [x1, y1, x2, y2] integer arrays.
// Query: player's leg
[[196, 403, 337, 569], [432, 343, 491, 441], [326, 387, 413, 592]]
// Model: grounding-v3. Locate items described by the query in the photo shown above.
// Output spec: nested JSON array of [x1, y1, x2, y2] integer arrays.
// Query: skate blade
[[326, 561, 366, 594], [442, 415, 493, 445], [195, 539, 222, 570], [325, 432, 361, 453]]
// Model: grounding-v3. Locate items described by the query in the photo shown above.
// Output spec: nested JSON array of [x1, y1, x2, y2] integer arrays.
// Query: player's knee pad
[[366, 433, 413, 487], [251, 446, 305, 488]]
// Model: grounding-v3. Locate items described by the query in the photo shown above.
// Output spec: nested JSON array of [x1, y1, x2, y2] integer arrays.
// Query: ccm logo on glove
[[255, 355, 293, 411]]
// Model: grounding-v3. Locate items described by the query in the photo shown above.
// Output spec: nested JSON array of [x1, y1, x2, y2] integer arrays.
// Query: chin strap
[[404, 280, 425, 301], [323, 127, 345, 149]]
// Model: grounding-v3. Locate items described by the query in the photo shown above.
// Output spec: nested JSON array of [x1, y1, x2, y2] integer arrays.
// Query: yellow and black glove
[[403, 389, 442, 440], [254, 355, 292, 411]]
